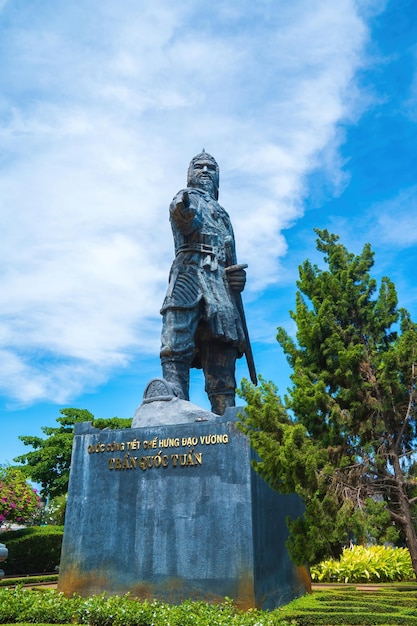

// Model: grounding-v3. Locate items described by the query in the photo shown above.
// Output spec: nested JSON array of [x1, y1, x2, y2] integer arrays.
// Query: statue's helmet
[[187, 150, 219, 200]]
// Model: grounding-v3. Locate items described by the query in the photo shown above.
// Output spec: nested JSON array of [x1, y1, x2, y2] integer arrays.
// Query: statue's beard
[[192, 176, 216, 198]]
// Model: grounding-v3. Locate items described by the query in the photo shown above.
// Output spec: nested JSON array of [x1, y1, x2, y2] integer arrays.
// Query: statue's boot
[[161, 359, 190, 401], [209, 392, 235, 416]]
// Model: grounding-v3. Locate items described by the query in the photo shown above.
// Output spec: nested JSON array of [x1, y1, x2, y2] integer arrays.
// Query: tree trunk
[[391, 452, 417, 580]]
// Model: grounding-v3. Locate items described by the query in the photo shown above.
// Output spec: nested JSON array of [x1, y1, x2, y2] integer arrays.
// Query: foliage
[[0, 467, 41, 526], [0, 526, 64, 575], [0, 574, 58, 587], [91, 417, 133, 430], [15, 409, 132, 499], [311, 544, 414, 583], [0, 587, 77, 624], [34, 495, 67, 526], [239, 230, 417, 571], [45, 494, 67, 526], [0, 586, 417, 625], [279, 587, 417, 625], [0, 588, 299, 625]]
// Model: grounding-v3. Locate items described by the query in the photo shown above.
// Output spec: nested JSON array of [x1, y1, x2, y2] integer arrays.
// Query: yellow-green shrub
[[311, 544, 415, 583]]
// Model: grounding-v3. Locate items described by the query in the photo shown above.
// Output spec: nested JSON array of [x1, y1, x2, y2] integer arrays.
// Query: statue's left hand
[[226, 266, 246, 293]]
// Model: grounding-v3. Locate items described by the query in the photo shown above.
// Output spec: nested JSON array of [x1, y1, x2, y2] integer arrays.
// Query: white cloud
[[372, 186, 417, 247], [0, 0, 377, 403]]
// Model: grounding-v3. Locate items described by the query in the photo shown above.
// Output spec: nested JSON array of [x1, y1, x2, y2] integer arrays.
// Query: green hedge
[[0, 590, 292, 625], [0, 586, 416, 625], [0, 526, 63, 575], [0, 574, 58, 587], [278, 587, 417, 625]]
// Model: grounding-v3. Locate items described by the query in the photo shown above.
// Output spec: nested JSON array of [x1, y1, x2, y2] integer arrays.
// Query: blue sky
[[1, 0, 417, 465]]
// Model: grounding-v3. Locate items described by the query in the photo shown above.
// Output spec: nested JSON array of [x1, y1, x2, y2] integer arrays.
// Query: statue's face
[[189, 157, 219, 197]]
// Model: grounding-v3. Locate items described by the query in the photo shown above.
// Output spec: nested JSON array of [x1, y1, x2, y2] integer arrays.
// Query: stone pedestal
[[58, 407, 310, 609]]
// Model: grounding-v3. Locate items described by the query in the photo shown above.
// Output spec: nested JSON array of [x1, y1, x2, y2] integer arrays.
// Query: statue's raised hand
[[225, 264, 247, 293], [175, 190, 190, 215]]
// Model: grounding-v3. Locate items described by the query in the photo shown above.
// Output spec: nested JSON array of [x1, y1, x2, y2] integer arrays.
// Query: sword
[[225, 262, 258, 386]]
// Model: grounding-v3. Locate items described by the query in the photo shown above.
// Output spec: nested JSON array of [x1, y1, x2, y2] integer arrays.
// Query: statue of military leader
[[160, 151, 256, 416]]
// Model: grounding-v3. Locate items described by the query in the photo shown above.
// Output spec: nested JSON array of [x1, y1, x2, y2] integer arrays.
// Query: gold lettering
[[88, 442, 106, 454], [199, 433, 229, 445], [143, 439, 157, 450], [182, 436, 197, 447], [159, 437, 180, 448], [193, 452, 202, 465], [103, 435, 216, 471], [127, 439, 141, 450], [107, 441, 125, 452]]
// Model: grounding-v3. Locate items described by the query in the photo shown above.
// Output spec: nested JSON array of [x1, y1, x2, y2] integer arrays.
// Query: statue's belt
[[176, 243, 216, 256]]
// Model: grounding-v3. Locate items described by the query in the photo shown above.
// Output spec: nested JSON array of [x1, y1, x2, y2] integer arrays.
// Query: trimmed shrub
[[0, 587, 78, 624], [0, 589, 297, 625], [0, 586, 417, 625], [0, 526, 63, 575], [0, 573, 58, 586]]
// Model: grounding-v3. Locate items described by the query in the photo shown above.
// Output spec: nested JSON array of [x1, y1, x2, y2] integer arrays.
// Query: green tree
[[239, 230, 417, 576], [35, 494, 68, 526], [0, 466, 41, 526], [15, 408, 132, 499]]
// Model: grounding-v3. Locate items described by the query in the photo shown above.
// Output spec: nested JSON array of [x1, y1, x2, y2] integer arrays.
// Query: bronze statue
[[160, 151, 256, 415]]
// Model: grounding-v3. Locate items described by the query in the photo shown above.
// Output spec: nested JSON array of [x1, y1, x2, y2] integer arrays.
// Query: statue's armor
[[161, 188, 245, 355]]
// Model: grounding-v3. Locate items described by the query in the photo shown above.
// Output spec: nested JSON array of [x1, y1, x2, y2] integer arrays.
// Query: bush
[[0, 589, 297, 625], [34, 495, 67, 526], [1, 586, 416, 625], [279, 587, 417, 625], [0, 587, 78, 624], [311, 544, 415, 583], [0, 573, 58, 587], [0, 467, 41, 526], [0, 526, 63, 575]]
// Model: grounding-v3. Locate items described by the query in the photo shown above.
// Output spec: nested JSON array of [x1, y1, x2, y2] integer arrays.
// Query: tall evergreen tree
[[240, 230, 417, 574]]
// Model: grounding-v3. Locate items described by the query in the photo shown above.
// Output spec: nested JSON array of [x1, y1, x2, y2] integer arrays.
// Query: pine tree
[[240, 230, 417, 574]]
